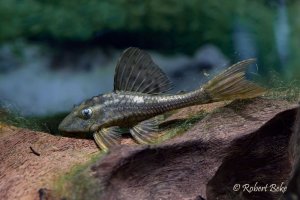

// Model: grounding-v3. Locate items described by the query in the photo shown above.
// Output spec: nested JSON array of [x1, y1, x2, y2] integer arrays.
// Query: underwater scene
[[0, 0, 300, 199]]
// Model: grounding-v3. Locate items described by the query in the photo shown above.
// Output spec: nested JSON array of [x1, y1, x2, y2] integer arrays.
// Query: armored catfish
[[58, 47, 265, 151]]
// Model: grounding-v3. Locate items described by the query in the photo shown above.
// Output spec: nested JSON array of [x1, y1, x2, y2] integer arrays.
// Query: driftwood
[[0, 125, 98, 200], [0, 98, 299, 200]]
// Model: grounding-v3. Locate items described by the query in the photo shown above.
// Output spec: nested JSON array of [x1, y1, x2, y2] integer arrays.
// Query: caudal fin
[[203, 59, 266, 101]]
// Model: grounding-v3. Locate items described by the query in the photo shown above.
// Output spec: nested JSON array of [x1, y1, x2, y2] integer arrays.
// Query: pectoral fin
[[93, 127, 126, 152], [130, 115, 164, 144]]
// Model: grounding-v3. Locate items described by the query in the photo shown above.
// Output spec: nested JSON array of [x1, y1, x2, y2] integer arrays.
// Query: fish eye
[[81, 108, 92, 119]]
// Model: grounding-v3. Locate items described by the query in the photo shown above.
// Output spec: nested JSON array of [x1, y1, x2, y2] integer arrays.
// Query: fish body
[[59, 47, 265, 151], [66, 90, 210, 130]]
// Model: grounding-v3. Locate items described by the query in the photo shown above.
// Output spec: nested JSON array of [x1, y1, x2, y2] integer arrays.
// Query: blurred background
[[1, 1, 300, 199], [0, 0, 299, 116]]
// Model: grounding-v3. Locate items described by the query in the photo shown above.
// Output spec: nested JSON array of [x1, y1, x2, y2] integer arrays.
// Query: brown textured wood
[[0, 126, 98, 200]]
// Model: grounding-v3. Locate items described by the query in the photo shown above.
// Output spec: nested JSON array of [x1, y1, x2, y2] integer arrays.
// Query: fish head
[[58, 96, 106, 133]]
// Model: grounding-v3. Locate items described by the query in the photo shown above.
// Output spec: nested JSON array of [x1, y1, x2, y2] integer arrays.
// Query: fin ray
[[203, 58, 266, 101], [114, 47, 173, 94], [93, 126, 125, 152], [130, 115, 164, 144]]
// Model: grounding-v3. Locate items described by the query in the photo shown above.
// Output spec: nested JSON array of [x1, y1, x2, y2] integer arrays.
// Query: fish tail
[[203, 58, 266, 101]]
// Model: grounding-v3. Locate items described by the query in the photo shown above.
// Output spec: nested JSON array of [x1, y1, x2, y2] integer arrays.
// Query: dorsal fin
[[114, 47, 173, 94]]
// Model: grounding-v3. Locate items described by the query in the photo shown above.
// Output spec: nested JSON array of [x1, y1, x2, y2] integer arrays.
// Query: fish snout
[[58, 116, 73, 132], [58, 114, 81, 132], [58, 113, 95, 133]]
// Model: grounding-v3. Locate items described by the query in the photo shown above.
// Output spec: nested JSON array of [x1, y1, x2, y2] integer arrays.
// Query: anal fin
[[130, 115, 164, 144], [93, 126, 125, 152]]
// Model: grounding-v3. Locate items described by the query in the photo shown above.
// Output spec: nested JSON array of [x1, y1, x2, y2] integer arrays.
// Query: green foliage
[[157, 111, 207, 143], [0, 0, 272, 51], [287, 1, 300, 79], [0, 105, 66, 134], [263, 72, 300, 102], [0, 106, 45, 131], [54, 153, 104, 200], [1, 0, 300, 78]]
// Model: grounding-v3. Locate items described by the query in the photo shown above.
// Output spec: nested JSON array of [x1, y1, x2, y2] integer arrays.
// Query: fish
[[58, 47, 265, 152]]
